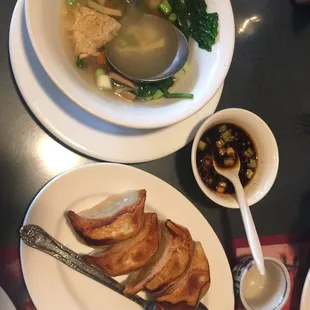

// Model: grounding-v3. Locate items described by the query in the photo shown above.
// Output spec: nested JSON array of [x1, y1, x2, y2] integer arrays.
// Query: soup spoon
[[212, 154, 266, 276], [105, 14, 189, 82]]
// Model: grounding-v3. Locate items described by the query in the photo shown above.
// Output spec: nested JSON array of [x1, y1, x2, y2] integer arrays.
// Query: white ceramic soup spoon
[[105, 12, 189, 82], [213, 154, 265, 276]]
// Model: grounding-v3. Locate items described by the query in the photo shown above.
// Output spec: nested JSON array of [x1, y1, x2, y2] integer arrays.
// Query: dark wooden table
[[1, 0, 310, 260]]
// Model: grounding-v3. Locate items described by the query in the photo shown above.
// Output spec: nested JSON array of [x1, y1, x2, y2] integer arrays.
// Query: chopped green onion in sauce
[[196, 123, 257, 194]]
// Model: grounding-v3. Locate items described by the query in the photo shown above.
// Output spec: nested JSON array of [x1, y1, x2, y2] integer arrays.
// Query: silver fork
[[20, 225, 208, 310]]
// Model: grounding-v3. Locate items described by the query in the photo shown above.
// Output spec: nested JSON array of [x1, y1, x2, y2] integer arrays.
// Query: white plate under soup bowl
[[191, 108, 279, 208], [24, 0, 235, 129]]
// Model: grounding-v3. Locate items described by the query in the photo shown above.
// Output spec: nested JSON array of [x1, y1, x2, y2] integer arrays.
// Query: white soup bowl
[[25, 0, 235, 129]]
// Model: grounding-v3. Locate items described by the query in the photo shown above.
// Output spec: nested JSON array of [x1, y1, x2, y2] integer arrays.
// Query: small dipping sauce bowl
[[233, 256, 290, 310], [191, 108, 279, 208]]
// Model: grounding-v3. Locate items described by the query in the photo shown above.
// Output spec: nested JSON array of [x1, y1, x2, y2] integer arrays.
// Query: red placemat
[[0, 248, 35, 310], [2, 235, 310, 310]]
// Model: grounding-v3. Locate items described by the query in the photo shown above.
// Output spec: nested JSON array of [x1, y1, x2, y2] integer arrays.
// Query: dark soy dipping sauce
[[196, 123, 258, 194]]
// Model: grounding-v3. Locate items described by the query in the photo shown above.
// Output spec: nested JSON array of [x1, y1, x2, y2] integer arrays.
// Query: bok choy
[[166, 0, 219, 51]]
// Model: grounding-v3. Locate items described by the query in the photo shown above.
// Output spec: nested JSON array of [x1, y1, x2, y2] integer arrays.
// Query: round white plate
[[301, 269, 310, 310], [21, 163, 234, 310], [9, 0, 223, 164]]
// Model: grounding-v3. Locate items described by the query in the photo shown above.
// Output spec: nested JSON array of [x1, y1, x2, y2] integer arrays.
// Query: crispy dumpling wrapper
[[124, 220, 193, 296], [156, 242, 211, 309], [83, 213, 160, 276], [67, 189, 146, 246]]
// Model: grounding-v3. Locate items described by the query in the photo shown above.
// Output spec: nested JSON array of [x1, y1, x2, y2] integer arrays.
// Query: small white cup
[[233, 256, 290, 310], [191, 108, 279, 208]]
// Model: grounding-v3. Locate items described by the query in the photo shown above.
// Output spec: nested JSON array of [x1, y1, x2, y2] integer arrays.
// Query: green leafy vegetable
[[168, 13, 177, 23], [163, 92, 194, 99], [157, 77, 175, 90], [159, 0, 173, 16], [172, 0, 190, 39], [138, 77, 194, 101], [76, 57, 85, 69], [188, 0, 219, 52], [138, 85, 159, 98], [146, 90, 164, 101], [153, 90, 165, 100], [168, 0, 219, 51]]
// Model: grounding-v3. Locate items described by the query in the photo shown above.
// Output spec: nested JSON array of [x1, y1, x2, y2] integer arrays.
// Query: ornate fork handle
[[20, 225, 208, 310], [20, 225, 148, 308]]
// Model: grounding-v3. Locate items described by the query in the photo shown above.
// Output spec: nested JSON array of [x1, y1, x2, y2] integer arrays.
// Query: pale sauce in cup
[[233, 256, 290, 310]]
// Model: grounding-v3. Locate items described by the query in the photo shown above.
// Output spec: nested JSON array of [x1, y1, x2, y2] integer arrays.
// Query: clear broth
[[106, 8, 177, 80], [61, 0, 181, 102]]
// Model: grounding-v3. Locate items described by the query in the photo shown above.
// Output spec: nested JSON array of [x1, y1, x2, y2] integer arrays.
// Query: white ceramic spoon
[[0, 287, 16, 310], [213, 155, 265, 276]]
